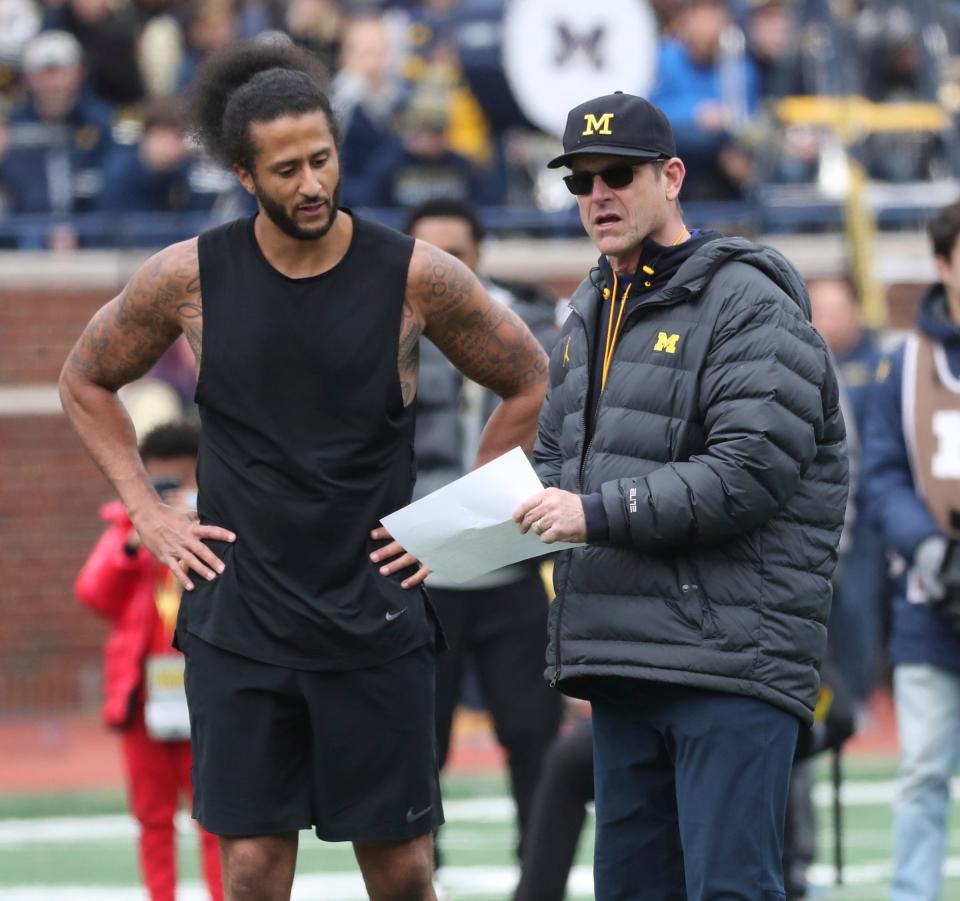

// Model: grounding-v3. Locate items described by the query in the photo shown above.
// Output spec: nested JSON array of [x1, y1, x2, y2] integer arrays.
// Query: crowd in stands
[[2, 0, 960, 247]]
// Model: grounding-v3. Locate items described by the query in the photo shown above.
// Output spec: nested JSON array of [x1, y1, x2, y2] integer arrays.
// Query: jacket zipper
[[571, 305, 595, 493], [554, 291, 685, 687], [549, 306, 593, 687]]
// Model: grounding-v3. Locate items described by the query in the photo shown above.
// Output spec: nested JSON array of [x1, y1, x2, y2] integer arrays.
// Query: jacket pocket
[[669, 556, 707, 633]]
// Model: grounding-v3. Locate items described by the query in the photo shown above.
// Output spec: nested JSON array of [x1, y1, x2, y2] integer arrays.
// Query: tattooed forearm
[[398, 298, 422, 406], [409, 242, 548, 399], [65, 238, 201, 390]]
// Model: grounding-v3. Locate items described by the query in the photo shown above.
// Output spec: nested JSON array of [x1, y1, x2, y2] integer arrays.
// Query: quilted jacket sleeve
[[532, 330, 570, 489], [533, 386, 564, 489], [601, 286, 846, 549]]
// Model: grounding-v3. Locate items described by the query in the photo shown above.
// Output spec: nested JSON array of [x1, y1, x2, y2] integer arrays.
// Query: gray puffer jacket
[[535, 238, 848, 723]]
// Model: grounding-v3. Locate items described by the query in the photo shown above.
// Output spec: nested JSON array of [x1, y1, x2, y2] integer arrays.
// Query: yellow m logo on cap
[[582, 112, 614, 136], [654, 332, 680, 354]]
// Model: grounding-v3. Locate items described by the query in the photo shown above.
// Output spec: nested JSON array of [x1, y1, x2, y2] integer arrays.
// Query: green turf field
[[1, 758, 959, 899]]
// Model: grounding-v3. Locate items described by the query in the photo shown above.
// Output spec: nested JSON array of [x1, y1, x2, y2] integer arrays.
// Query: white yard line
[[0, 779, 943, 850], [6, 859, 960, 900], [0, 783, 908, 847], [0, 800, 515, 847]]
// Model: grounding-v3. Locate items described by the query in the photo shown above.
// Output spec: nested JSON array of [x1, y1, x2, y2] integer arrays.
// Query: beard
[[254, 176, 343, 241]]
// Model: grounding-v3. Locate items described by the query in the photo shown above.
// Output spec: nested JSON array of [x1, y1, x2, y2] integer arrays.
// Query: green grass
[[2, 761, 960, 899], [0, 789, 128, 821]]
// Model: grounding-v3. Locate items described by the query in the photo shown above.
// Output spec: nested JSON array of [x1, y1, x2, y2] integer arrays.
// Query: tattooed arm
[[59, 238, 234, 590], [372, 240, 550, 588], [406, 240, 549, 465]]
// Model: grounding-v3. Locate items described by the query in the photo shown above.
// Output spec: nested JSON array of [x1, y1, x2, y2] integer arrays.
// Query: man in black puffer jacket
[[513, 92, 848, 900]]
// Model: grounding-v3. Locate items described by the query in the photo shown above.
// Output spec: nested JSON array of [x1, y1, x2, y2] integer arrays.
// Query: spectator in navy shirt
[[1, 30, 115, 245], [98, 98, 218, 215]]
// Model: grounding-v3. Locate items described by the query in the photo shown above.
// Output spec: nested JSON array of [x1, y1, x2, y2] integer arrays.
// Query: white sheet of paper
[[381, 447, 584, 584]]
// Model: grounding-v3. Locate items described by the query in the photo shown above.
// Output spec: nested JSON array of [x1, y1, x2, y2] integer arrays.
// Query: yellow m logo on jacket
[[582, 112, 614, 136], [654, 332, 680, 354]]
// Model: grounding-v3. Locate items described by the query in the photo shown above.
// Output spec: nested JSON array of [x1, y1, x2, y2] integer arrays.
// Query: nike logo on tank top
[[183, 213, 434, 670]]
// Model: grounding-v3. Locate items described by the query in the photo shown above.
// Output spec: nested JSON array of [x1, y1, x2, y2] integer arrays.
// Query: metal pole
[[832, 748, 844, 885], [843, 156, 885, 328]]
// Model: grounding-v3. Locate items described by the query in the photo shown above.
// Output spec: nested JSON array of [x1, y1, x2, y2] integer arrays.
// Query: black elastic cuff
[[581, 492, 609, 542]]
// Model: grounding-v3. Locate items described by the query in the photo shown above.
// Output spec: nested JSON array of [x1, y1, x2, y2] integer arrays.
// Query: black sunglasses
[[563, 160, 663, 196]]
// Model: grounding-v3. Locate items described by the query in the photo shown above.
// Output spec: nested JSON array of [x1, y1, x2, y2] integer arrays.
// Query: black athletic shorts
[[181, 632, 444, 841]]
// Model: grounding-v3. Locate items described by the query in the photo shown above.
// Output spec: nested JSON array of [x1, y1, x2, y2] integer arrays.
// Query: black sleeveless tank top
[[181, 213, 432, 670]]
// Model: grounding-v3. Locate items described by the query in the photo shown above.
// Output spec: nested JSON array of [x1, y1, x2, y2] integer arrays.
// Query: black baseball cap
[[547, 91, 676, 169]]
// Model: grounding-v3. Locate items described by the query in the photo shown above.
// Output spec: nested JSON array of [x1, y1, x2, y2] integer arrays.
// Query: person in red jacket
[[75, 421, 222, 901]]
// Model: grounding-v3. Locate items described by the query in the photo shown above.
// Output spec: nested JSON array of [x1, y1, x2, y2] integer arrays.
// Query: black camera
[[942, 541, 960, 606], [932, 511, 960, 629]]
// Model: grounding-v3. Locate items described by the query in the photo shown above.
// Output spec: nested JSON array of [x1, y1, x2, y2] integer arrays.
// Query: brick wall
[[1, 282, 120, 712], [0, 290, 109, 385]]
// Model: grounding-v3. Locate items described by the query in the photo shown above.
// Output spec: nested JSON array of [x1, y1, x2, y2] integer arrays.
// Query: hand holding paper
[[380, 448, 585, 584], [513, 486, 588, 544]]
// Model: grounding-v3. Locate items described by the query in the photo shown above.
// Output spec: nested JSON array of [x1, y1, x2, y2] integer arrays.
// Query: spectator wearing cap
[[358, 87, 488, 208], [0, 30, 115, 231], [650, 0, 759, 200], [513, 91, 848, 898], [97, 97, 220, 216], [391, 0, 495, 169]]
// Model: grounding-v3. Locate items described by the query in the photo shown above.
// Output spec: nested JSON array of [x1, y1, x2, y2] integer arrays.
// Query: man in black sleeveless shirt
[[59, 42, 548, 901]]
